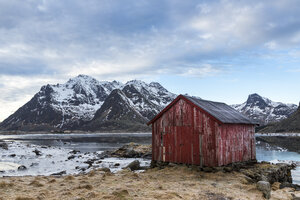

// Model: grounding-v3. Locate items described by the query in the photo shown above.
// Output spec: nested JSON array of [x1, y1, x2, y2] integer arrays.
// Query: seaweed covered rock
[[240, 162, 294, 184], [111, 143, 151, 158]]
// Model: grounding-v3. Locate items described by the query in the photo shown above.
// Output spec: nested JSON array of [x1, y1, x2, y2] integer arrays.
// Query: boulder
[[68, 155, 76, 160], [257, 181, 271, 199], [126, 160, 141, 171], [18, 165, 27, 171]]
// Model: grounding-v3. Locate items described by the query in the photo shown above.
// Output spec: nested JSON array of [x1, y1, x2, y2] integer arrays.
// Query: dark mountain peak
[[108, 88, 126, 98], [246, 93, 268, 109], [247, 93, 263, 103]]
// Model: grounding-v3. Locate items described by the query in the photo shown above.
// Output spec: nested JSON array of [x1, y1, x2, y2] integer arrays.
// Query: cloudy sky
[[1, 0, 300, 121]]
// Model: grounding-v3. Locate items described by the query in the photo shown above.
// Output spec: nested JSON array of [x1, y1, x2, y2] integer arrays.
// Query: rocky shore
[[1, 142, 300, 199], [0, 162, 299, 200]]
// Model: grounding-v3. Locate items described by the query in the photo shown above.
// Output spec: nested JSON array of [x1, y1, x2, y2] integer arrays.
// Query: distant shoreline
[[0, 130, 152, 135]]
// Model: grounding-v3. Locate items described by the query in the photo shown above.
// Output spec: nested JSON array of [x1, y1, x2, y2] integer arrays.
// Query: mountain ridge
[[231, 93, 298, 125], [1, 77, 298, 132], [0, 75, 176, 132], [259, 103, 300, 133]]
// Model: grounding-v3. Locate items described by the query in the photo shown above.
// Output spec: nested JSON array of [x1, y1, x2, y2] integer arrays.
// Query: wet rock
[[51, 170, 66, 176], [30, 163, 39, 167], [84, 159, 97, 168], [68, 155, 76, 160], [126, 160, 141, 171], [9, 154, 16, 157], [18, 165, 27, 171], [69, 150, 80, 154], [257, 181, 271, 199], [0, 141, 8, 150], [114, 163, 120, 167], [33, 149, 42, 156]]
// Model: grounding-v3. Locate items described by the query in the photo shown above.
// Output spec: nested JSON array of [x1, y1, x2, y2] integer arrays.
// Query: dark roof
[[183, 95, 256, 124]]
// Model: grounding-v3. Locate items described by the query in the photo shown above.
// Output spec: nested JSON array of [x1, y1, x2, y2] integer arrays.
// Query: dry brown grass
[[15, 197, 35, 200], [64, 175, 75, 180], [0, 164, 298, 200], [0, 181, 13, 188], [29, 180, 44, 187]]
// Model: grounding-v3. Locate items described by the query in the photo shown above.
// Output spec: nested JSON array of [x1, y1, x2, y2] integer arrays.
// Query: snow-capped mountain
[[0, 75, 176, 132], [232, 93, 298, 125]]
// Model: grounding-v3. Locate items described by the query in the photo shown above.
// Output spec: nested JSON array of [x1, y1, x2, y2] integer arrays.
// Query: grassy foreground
[[0, 165, 299, 200]]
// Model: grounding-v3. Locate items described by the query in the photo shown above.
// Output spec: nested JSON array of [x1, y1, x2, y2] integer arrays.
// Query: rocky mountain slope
[[0, 75, 176, 132], [259, 103, 300, 133], [232, 94, 297, 125]]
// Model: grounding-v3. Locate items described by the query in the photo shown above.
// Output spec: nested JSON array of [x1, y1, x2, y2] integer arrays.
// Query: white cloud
[[1, 0, 300, 120], [181, 64, 221, 78]]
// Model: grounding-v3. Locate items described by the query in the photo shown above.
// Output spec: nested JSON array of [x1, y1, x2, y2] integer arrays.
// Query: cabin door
[[175, 126, 194, 164]]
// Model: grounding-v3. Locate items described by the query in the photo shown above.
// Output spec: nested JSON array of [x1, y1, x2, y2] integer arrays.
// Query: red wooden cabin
[[147, 95, 257, 167]]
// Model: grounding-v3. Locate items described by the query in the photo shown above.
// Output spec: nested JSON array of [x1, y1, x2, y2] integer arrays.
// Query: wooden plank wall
[[217, 124, 256, 166]]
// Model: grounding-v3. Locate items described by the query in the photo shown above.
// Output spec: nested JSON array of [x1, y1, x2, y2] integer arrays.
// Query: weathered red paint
[[149, 96, 256, 167]]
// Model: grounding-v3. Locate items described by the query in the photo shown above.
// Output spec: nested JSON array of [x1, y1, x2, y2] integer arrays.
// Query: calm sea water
[[0, 133, 299, 184], [0, 133, 152, 152]]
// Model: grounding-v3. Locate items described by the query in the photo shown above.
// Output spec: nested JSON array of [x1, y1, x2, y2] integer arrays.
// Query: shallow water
[[0, 133, 299, 184], [0, 133, 151, 176], [256, 140, 300, 185]]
